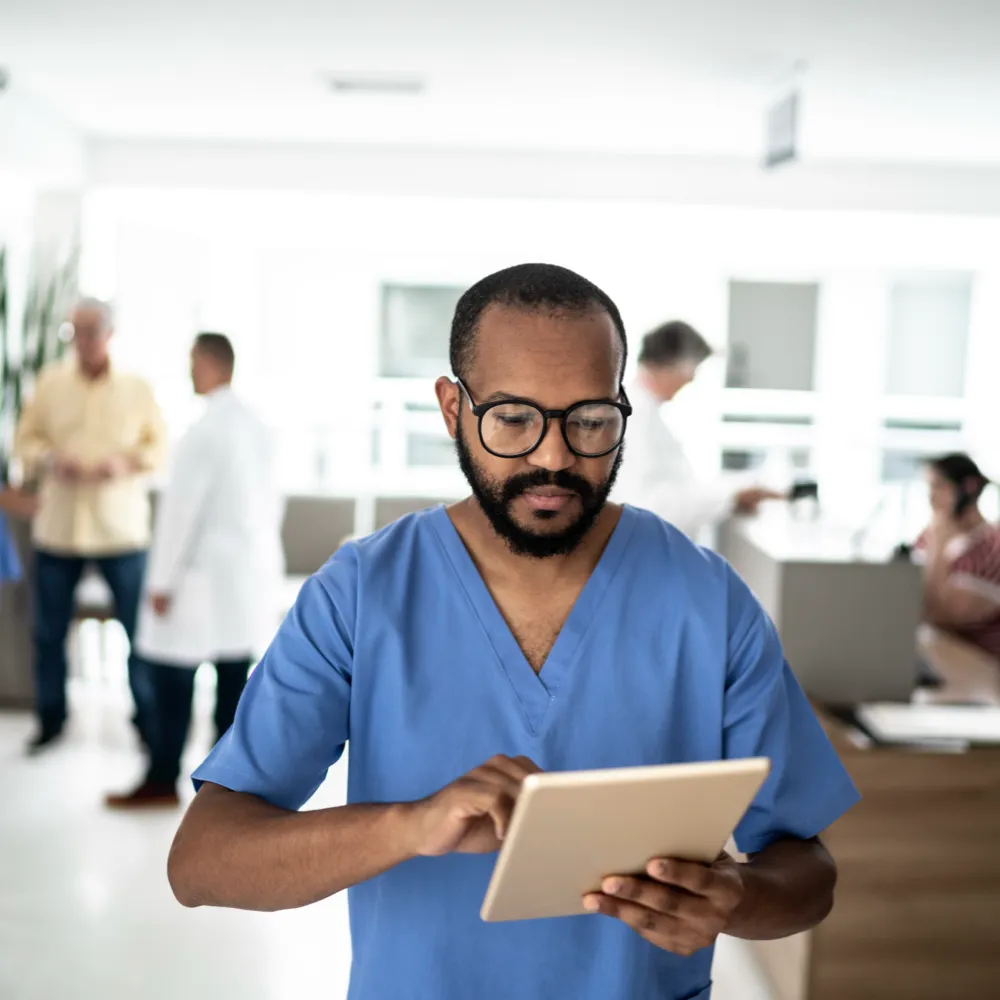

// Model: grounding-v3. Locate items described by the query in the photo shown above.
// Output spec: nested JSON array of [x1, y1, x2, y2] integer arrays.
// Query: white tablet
[[480, 757, 770, 923]]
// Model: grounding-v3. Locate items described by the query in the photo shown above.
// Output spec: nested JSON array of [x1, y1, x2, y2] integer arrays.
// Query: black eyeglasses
[[456, 379, 632, 459]]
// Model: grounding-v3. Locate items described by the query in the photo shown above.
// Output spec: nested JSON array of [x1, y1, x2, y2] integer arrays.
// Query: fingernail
[[582, 895, 601, 912], [602, 878, 623, 895]]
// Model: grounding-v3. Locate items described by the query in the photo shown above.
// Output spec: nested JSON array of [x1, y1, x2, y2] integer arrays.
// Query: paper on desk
[[857, 703, 1000, 746]]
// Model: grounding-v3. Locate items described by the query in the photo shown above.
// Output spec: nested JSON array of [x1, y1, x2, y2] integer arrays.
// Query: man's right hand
[[735, 486, 787, 515], [407, 755, 541, 857], [150, 593, 173, 617]]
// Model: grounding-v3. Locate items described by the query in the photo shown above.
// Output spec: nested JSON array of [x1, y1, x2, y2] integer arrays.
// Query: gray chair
[[373, 497, 449, 531], [0, 517, 34, 706], [281, 495, 357, 576]]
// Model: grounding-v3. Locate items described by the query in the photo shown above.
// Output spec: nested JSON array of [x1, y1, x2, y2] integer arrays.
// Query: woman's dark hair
[[927, 452, 989, 516]]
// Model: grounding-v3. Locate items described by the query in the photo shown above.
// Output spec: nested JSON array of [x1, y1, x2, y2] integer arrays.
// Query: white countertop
[[725, 508, 900, 565]]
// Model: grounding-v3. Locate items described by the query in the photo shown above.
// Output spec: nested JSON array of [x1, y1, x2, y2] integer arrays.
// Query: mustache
[[501, 469, 596, 505]]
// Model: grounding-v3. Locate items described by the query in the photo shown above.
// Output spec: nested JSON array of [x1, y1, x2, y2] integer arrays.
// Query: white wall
[[87, 138, 1000, 216], [0, 85, 85, 374], [0, 87, 85, 190]]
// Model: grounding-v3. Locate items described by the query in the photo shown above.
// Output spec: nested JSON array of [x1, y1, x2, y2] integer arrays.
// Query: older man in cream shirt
[[14, 298, 166, 753]]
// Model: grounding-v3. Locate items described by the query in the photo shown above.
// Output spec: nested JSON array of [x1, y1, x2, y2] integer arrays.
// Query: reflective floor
[[0, 628, 772, 1000]]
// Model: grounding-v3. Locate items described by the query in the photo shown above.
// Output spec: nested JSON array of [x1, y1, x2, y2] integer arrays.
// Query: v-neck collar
[[428, 504, 639, 737]]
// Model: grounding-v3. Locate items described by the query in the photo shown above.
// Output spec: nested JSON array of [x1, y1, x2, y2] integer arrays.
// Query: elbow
[[812, 851, 839, 927], [815, 885, 836, 926], [167, 837, 205, 908]]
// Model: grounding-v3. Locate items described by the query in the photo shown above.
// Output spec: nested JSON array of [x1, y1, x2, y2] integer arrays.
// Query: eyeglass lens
[[480, 402, 624, 457]]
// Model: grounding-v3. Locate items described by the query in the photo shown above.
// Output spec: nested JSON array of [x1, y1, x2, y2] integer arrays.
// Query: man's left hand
[[151, 593, 172, 617], [94, 455, 134, 481], [583, 855, 745, 956]]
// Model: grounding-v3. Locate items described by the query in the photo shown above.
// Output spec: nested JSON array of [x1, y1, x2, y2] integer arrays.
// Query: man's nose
[[526, 418, 573, 473]]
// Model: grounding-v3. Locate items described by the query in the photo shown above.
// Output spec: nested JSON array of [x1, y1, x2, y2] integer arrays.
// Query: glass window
[[379, 285, 465, 378], [885, 274, 972, 398], [722, 450, 762, 472], [881, 450, 929, 483], [406, 432, 455, 467], [726, 281, 819, 391]]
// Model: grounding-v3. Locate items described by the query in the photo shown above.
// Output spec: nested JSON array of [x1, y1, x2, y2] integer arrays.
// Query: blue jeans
[[32, 549, 153, 739]]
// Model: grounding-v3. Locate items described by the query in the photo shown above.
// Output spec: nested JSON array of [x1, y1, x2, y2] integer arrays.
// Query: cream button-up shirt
[[13, 360, 167, 556]]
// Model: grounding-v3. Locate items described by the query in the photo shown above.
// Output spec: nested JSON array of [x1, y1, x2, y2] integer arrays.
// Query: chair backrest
[[374, 497, 449, 531], [281, 496, 357, 576]]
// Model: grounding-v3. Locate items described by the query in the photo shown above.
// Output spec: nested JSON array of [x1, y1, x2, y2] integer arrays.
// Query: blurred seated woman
[[916, 453, 1000, 663]]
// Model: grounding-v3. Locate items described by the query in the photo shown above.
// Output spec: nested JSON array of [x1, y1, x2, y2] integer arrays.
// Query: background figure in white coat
[[106, 333, 284, 808], [614, 321, 784, 540]]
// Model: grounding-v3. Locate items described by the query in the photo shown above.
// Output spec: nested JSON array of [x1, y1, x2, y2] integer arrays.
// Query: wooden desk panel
[[753, 713, 1000, 1000]]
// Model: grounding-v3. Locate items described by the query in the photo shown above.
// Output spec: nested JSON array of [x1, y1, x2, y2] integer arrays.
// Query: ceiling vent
[[326, 75, 425, 96]]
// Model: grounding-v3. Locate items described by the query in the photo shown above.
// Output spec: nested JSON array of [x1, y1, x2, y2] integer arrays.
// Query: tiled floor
[[0, 665, 773, 1000]]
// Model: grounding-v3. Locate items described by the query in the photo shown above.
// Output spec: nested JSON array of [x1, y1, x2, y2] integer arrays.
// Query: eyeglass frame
[[455, 378, 632, 459]]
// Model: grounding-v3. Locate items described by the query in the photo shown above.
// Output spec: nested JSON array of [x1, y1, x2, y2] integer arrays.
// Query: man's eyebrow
[[480, 389, 622, 406], [481, 390, 537, 405]]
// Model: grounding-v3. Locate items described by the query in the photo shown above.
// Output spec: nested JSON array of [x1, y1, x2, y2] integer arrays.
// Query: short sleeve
[[722, 569, 860, 855], [951, 537, 1000, 580], [191, 548, 357, 810], [950, 540, 1000, 603]]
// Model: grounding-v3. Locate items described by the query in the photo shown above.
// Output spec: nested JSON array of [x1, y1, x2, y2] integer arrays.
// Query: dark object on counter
[[789, 480, 819, 502]]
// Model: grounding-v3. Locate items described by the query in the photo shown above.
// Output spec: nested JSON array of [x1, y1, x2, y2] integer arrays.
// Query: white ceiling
[[3, 0, 1000, 163]]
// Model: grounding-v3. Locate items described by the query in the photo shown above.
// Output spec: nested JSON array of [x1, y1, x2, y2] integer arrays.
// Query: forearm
[[12, 436, 51, 480], [922, 555, 952, 625], [726, 837, 837, 940], [168, 783, 418, 912], [921, 560, 998, 628]]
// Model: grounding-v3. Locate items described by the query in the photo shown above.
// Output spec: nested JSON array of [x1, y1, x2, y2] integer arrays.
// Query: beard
[[455, 424, 623, 559]]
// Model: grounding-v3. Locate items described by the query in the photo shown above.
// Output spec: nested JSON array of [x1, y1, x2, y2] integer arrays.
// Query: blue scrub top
[[194, 505, 859, 1000]]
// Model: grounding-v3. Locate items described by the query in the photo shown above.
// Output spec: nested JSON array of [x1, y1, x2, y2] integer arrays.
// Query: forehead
[[72, 306, 109, 330], [469, 304, 621, 401]]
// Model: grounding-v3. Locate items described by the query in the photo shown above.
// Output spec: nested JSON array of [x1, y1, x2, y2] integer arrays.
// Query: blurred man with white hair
[[13, 297, 166, 753]]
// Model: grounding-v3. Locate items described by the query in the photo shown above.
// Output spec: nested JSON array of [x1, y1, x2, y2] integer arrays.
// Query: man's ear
[[435, 377, 460, 440]]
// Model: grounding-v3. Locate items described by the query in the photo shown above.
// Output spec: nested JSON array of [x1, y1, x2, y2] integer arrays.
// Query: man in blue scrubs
[[169, 263, 859, 1000]]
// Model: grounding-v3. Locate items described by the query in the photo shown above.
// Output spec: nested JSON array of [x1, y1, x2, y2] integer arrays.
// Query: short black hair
[[638, 320, 712, 368], [194, 331, 235, 374], [449, 263, 627, 382]]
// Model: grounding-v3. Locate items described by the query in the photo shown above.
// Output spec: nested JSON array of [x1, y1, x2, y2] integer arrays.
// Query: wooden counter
[[751, 709, 1000, 999]]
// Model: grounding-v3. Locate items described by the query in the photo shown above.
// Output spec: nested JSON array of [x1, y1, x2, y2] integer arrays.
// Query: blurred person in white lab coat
[[106, 332, 284, 808], [614, 321, 784, 540]]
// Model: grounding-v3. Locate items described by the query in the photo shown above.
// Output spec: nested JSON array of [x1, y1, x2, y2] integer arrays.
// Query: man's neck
[[449, 498, 621, 590], [636, 367, 666, 404], [78, 358, 110, 381]]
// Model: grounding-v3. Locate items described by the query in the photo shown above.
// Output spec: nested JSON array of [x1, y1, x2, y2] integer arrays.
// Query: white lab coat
[[615, 380, 735, 540], [135, 388, 284, 666]]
